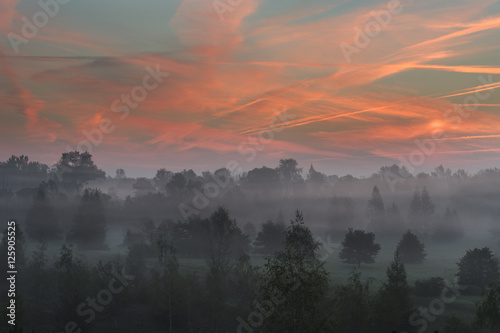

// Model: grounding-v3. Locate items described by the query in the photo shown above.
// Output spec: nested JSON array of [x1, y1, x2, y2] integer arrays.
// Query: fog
[[1, 152, 500, 332]]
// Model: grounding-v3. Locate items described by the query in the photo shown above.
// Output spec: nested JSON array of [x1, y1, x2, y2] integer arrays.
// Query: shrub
[[413, 277, 445, 297]]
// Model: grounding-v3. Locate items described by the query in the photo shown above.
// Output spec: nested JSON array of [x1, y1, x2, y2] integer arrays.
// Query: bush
[[457, 247, 500, 290], [413, 277, 445, 297]]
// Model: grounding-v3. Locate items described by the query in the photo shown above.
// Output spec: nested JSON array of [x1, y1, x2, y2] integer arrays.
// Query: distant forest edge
[[1, 151, 500, 243]]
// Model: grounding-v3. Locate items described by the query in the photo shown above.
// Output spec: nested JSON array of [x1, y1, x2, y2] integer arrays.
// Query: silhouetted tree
[[166, 173, 187, 196], [475, 283, 500, 331], [204, 207, 249, 331], [276, 158, 303, 196], [367, 186, 385, 233], [153, 235, 179, 333], [258, 210, 329, 332], [396, 230, 426, 264], [242, 166, 280, 194], [0, 155, 49, 191], [432, 164, 452, 178], [433, 208, 464, 242], [408, 187, 435, 237], [67, 188, 107, 250], [253, 220, 286, 254], [133, 177, 155, 197], [329, 269, 374, 332], [153, 168, 173, 192], [339, 228, 381, 267], [54, 245, 90, 327], [25, 183, 61, 242], [307, 165, 327, 195], [115, 168, 126, 179], [230, 252, 260, 314], [457, 247, 500, 289], [373, 251, 413, 332], [307, 164, 326, 184], [53, 151, 105, 193], [421, 187, 435, 218]]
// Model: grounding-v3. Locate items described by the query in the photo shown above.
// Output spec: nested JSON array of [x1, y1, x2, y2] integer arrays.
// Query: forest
[[1, 152, 500, 332]]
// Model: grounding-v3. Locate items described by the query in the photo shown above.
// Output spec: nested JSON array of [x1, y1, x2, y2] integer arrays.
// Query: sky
[[1, 0, 500, 177]]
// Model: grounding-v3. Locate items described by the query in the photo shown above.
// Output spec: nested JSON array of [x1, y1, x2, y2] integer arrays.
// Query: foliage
[[259, 210, 329, 332], [53, 151, 105, 193], [396, 230, 426, 264], [413, 276, 445, 297], [25, 183, 61, 242], [475, 283, 500, 331], [329, 269, 374, 332], [373, 251, 413, 332], [339, 228, 381, 267], [253, 220, 286, 254], [67, 188, 107, 250], [457, 247, 500, 290]]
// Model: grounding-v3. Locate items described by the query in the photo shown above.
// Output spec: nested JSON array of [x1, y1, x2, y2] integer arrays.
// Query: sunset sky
[[1, 0, 500, 177]]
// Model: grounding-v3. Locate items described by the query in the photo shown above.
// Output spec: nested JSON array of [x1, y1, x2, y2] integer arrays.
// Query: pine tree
[[367, 186, 385, 234], [373, 251, 413, 332], [396, 230, 426, 264], [421, 187, 435, 218]]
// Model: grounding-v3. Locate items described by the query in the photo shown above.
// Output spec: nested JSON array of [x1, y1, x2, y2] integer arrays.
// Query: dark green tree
[[25, 183, 61, 242], [53, 151, 105, 193], [367, 186, 385, 233], [373, 251, 413, 332], [329, 269, 374, 332], [408, 188, 422, 220], [67, 188, 107, 250], [421, 186, 435, 218], [396, 230, 426, 264], [152, 235, 179, 333], [259, 210, 329, 332], [339, 228, 381, 267], [475, 283, 500, 331], [253, 220, 286, 254], [276, 159, 303, 196], [307, 164, 326, 183], [457, 247, 500, 289], [54, 245, 90, 327], [204, 207, 249, 332]]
